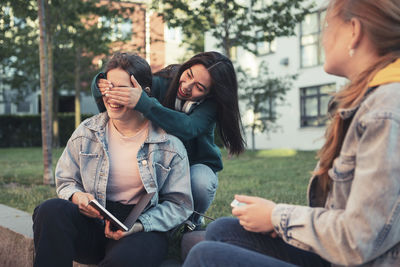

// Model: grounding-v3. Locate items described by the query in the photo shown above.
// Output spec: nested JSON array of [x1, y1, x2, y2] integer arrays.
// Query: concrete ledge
[[0, 204, 96, 267], [0, 204, 34, 267], [0, 225, 34, 267], [0, 204, 180, 267]]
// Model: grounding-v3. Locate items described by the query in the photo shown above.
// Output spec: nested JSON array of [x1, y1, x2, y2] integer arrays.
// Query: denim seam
[[373, 194, 400, 253], [279, 206, 295, 241]]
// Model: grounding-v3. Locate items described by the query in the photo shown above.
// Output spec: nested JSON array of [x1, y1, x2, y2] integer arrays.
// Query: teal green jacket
[[91, 73, 223, 172]]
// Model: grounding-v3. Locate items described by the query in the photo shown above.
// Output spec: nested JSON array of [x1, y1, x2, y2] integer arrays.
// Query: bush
[[0, 113, 92, 147]]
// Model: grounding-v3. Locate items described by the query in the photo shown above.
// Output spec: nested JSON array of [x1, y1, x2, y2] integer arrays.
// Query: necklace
[[111, 119, 148, 138]]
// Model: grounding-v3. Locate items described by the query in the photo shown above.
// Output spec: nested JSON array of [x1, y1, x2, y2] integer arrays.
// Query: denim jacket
[[272, 82, 400, 267], [55, 112, 193, 232]]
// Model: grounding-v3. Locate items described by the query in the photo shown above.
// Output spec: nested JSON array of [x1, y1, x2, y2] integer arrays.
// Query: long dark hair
[[160, 51, 245, 155]]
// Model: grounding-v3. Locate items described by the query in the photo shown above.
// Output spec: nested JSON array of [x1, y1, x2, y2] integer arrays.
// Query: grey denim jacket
[[55, 112, 193, 232], [272, 83, 400, 267]]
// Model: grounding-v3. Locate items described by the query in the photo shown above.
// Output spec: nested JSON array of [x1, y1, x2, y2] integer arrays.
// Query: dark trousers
[[183, 217, 330, 267], [32, 198, 168, 267]]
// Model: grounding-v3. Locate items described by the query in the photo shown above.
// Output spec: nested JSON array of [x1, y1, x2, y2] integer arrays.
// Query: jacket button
[[141, 160, 147, 166]]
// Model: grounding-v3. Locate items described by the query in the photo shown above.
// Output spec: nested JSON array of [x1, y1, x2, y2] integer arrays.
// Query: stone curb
[[0, 204, 187, 267]]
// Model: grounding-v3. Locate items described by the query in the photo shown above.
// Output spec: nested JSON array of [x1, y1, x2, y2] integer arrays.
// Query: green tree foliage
[[1, 0, 135, 146], [152, 0, 314, 57], [237, 62, 296, 150], [0, 1, 39, 99], [0, 0, 134, 100]]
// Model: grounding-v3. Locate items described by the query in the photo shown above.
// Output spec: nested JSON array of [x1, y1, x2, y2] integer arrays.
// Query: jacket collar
[[83, 112, 168, 143], [369, 58, 400, 87], [337, 86, 379, 119], [337, 58, 400, 119]]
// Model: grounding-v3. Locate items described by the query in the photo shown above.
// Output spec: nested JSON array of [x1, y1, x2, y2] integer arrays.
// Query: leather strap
[[124, 192, 155, 229]]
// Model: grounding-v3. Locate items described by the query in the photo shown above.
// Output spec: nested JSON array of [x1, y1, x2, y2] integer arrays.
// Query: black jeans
[[32, 198, 168, 267], [183, 217, 330, 267]]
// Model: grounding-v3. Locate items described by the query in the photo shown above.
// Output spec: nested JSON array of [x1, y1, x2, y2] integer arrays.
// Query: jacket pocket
[[79, 152, 100, 189], [328, 155, 356, 182], [154, 162, 171, 186]]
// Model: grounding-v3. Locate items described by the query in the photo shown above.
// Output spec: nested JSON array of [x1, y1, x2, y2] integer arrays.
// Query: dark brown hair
[[159, 51, 245, 155], [105, 52, 152, 92]]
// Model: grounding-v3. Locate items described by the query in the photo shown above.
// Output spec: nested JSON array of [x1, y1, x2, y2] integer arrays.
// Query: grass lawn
[[0, 147, 318, 261], [0, 147, 318, 218]]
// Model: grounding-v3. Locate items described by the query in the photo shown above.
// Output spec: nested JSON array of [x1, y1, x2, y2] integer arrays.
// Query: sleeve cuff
[[271, 203, 296, 240], [134, 91, 153, 114], [91, 72, 106, 112], [58, 188, 82, 202], [138, 213, 152, 232]]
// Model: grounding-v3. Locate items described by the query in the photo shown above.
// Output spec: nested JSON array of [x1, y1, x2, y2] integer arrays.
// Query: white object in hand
[[230, 199, 246, 208]]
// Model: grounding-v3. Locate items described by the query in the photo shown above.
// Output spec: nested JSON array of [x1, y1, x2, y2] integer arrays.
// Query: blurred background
[[0, 0, 348, 184]]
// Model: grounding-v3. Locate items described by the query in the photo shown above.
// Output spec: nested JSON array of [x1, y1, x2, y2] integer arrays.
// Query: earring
[[349, 48, 355, 57], [144, 87, 151, 94]]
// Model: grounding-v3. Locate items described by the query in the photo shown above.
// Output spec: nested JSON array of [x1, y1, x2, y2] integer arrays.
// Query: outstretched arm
[[94, 73, 217, 141]]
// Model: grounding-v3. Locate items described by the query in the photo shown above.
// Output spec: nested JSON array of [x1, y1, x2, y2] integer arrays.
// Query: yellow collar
[[369, 58, 400, 87]]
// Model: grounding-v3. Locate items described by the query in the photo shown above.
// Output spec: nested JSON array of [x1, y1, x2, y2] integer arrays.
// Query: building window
[[300, 83, 335, 127], [256, 30, 276, 55], [300, 10, 326, 68], [98, 16, 132, 42], [118, 18, 133, 40], [16, 101, 30, 113], [263, 97, 276, 120], [164, 27, 182, 42]]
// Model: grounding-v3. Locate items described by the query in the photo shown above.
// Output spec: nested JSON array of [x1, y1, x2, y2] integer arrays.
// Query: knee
[[205, 217, 240, 241], [33, 198, 75, 226], [184, 241, 217, 267], [190, 168, 218, 197]]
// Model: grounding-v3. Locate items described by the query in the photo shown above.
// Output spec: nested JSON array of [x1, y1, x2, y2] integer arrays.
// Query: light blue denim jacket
[[272, 83, 400, 267], [55, 112, 193, 232]]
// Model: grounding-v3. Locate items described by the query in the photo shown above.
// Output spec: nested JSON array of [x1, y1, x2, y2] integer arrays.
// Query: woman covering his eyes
[[92, 51, 246, 228]]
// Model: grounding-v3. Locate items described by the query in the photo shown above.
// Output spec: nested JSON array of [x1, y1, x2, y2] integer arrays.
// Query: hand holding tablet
[[89, 199, 128, 232]]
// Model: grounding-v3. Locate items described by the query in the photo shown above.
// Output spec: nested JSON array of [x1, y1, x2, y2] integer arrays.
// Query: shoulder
[[152, 76, 171, 91], [70, 113, 106, 141], [360, 83, 400, 123], [149, 123, 187, 159], [193, 97, 218, 114]]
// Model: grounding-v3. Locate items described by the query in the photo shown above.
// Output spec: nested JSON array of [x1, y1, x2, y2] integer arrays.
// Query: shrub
[[0, 113, 92, 147]]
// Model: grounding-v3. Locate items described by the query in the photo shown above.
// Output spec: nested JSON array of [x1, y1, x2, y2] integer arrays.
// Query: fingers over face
[[105, 88, 131, 95], [98, 79, 113, 91], [130, 74, 141, 88]]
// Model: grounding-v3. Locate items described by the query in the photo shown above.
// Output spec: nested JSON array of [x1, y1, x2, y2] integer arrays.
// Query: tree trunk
[[251, 125, 255, 151], [45, 1, 55, 147], [223, 0, 231, 58], [37, 0, 54, 185], [74, 48, 81, 129]]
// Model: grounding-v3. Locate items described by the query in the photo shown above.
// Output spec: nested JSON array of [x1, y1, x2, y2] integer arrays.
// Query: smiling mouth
[[108, 103, 123, 109], [178, 87, 191, 98]]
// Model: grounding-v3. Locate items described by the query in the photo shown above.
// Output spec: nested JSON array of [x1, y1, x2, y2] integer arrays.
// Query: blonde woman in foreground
[[183, 0, 400, 266]]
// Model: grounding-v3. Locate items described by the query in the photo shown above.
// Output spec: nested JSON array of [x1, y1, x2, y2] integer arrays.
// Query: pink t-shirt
[[106, 120, 149, 205]]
